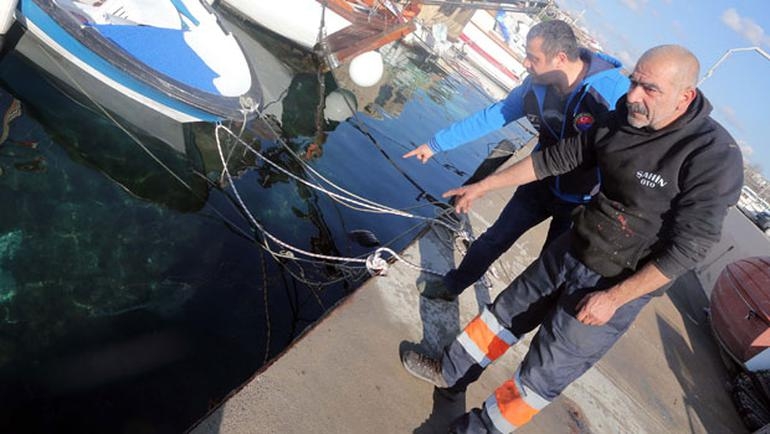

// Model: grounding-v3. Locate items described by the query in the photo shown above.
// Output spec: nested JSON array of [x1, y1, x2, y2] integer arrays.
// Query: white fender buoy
[[324, 88, 357, 122], [348, 51, 384, 88]]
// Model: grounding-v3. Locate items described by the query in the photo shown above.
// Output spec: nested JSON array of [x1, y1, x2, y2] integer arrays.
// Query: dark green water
[[0, 26, 530, 433]]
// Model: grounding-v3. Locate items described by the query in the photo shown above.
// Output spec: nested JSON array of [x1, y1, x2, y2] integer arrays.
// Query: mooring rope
[[214, 123, 444, 276], [216, 123, 462, 234], [216, 117, 470, 280], [37, 4, 468, 280]]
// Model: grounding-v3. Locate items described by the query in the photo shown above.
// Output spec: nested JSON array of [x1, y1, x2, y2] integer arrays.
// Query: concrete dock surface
[[191, 163, 765, 433]]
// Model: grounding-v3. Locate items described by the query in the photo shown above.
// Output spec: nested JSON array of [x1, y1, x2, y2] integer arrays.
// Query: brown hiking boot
[[401, 350, 448, 388]]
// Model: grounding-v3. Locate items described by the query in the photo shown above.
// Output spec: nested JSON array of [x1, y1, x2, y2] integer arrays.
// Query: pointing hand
[[442, 183, 487, 214], [402, 144, 435, 164]]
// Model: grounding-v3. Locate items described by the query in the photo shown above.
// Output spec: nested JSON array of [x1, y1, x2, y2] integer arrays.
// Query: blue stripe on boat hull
[[92, 24, 219, 95], [19, 0, 222, 122]]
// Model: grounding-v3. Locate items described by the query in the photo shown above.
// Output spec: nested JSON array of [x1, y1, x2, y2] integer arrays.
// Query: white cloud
[[739, 141, 754, 160], [721, 8, 741, 29], [744, 21, 770, 46], [557, 0, 642, 66], [718, 105, 746, 133], [721, 8, 770, 47], [620, 0, 644, 12]]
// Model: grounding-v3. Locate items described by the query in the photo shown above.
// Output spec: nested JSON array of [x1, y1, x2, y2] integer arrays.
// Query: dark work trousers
[[441, 234, 654, 433], [443, 180, 580, 296]]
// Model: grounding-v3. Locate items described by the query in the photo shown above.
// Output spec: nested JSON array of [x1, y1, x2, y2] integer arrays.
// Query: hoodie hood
[[582, 50, 626, 90], [584, 50, 623, 76]]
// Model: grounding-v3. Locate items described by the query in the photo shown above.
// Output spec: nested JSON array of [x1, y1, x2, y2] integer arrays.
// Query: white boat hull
[[12, 0, 263, 152], [14, 26, 191, 151], [219, 0, 350, 49], [0, 0, 17, 36]]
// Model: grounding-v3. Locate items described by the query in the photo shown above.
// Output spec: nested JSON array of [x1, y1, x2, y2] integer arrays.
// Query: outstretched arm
[[404, 81, 530, 163], [442, 155, 537, 213], [443, 124, 592, 214]]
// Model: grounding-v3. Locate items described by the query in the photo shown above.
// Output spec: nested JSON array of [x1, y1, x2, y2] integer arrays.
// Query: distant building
[[744, 163, 770, 202]]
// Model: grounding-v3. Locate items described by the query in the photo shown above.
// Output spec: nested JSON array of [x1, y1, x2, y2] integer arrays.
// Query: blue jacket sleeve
[[429, 79, 531, 153]]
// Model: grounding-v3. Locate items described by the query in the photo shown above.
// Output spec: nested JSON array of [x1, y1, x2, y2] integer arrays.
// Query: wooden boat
[[8, 0, 263, 152], [214, 0, 418, 64], [710, 256, 770, 371]]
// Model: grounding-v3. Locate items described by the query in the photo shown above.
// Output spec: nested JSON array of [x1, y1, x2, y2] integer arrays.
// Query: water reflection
[[0, 20, 526, 433], [1, 52, 213, 211]]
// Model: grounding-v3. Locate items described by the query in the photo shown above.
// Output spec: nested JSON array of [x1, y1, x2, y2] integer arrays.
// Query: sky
[[554, 0, 770, 176]]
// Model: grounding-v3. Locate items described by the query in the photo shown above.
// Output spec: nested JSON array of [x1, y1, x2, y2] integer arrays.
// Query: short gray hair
[[638, 45, 700, 89], [526, 20, 580, 61]]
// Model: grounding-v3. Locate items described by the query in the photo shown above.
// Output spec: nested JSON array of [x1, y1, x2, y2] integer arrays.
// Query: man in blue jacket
[[402, 44, 743, 433], [403, 19, 629, 301]]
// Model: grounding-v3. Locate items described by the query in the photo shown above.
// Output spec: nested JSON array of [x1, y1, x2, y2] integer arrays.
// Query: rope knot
[[456, 229, 472, 243], [366, 249, 389, 276]]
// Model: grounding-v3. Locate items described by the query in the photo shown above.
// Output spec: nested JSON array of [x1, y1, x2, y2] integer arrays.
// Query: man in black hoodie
[[401, 45, 743, 433]]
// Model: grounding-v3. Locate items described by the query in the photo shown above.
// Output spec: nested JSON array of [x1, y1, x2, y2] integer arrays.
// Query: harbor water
[[0, 17, 531, 434]]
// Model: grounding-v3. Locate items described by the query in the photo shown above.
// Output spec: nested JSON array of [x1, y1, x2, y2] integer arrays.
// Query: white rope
[[33, 14, 457, 282], [216, 123, 461, 234], [215, 130, 362, 263], [214, 123, 444, 277], [224, 120, 403, 214], [255, 3, 465, 233], [219, 112, 250, 186], [209, 12, 480, 279]]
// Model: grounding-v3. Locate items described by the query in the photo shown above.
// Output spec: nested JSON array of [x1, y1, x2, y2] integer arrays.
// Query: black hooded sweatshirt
[[531, 91, 743, 279]]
